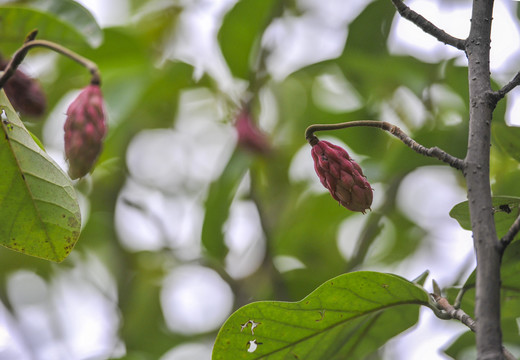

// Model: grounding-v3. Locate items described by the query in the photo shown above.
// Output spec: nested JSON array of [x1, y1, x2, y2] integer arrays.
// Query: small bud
[[64, 84, 107, 179], [235, 108, 270, 154], [1, 59, 46, 117], [311, 140, 372, 213]]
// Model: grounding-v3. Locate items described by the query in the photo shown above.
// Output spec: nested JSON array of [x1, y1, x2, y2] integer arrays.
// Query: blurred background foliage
[[1, 0, 520, 359]]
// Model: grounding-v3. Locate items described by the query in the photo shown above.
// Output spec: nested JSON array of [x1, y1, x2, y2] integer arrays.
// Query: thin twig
[[431, 293, 476, 331], [0, 38, 100, 89], [494, 72, 520, 100], [500, 212, 520, 253], [390, 0, 466, 51], [305, 120, 465, 171], [431, 294, 517, 360]]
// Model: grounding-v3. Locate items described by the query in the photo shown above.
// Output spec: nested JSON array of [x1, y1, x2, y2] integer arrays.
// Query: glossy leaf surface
[[213, 271, 430, 359]]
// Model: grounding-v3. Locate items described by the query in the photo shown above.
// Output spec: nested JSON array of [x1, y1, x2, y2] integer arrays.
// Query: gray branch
[[390, 0, 466, 51]]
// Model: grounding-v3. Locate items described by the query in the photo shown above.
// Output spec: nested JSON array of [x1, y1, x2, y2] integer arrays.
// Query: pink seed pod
[[235, 108, 271, 154], [1, 59, 46, 117], [64, 84, 107, 179], [311, 140, 372, 213]]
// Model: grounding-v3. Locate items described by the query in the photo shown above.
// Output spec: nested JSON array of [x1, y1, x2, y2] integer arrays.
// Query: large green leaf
[[212, 271, 430, 360], [0, 90, 81, 262], [0, 6, 97, 54], [218, 0, 276, 79], [449, 196, 520, 239]]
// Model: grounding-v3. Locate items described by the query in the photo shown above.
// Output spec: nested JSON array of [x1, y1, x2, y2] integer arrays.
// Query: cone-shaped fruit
[[311, 140, 372, 213], [64, 84, 107, 179], [1, 59, 46, 117]]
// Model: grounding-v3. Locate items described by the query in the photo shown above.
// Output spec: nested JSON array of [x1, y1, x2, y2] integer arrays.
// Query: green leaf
[[201, 149, 252, 261], [0, 90, 81, 262], [0, 6, 97, 55], [218, 0, 276, 79], [212, 271, 430, 360], [493, 123, 520, 163], [449, 196, 520, 239], [28, 0, 103, 48]]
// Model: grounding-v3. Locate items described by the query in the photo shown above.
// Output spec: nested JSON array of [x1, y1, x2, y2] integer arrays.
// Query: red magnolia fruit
[[64, 84, 107, 179], [311, 140, 373, 213], [235, 108, 271, 154], [1, 60, 46, 117]]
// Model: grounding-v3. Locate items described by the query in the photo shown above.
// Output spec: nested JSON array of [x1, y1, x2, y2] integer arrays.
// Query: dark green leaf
[[0, 90, 81, 262], [212, 271, 430, 360]]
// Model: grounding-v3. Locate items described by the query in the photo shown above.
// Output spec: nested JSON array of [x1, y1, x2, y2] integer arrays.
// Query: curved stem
[[0, 39, 100, 89], [305, 120, 464, 171]]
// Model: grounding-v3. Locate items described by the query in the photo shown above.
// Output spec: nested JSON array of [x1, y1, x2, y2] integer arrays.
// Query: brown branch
[[305, 120, 464, 171], [390, 0, 466, 51]]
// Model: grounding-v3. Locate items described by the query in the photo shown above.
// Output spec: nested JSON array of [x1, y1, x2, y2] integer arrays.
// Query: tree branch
[[499, 212, 520, 252], [465, 1, 504, 358], [431, 294, 517, 360], [432, 293, 476, 331], [494, 72, 520, 100], [305, 120, 464, 171], [390, 0, 466, 51]]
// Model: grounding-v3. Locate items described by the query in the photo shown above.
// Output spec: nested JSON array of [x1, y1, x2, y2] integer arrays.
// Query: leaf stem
[[0, 37, 101, 89], [305, 120, 464, 170]]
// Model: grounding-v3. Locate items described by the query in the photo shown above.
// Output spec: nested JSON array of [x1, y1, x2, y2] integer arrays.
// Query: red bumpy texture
[[235, 108, 271, 154], [64, 84, 107, 179], [311, 140, 373, 213], [1, 60, 46, 117]]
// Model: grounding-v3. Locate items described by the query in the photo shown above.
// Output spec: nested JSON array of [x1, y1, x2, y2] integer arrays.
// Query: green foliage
[[0, 4, 100, 54], [0, 91, 81, 262], [1, 1, 519, 359], [449, 196, 520, 239], [213, 271, 430, 360], [493, 123, 520, 163], [218, 0, 277, 79], [202, 150, 252, 261]]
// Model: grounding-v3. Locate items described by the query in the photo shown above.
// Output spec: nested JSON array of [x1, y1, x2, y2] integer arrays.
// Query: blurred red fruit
[[64, 84, 107, 179], [311, 140, 372, 213], [1, 59, 46, 117], [235, 108, 270, 154]]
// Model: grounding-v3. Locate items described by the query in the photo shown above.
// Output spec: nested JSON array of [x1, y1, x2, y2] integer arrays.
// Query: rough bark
[[465, 0, 504, 359]]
